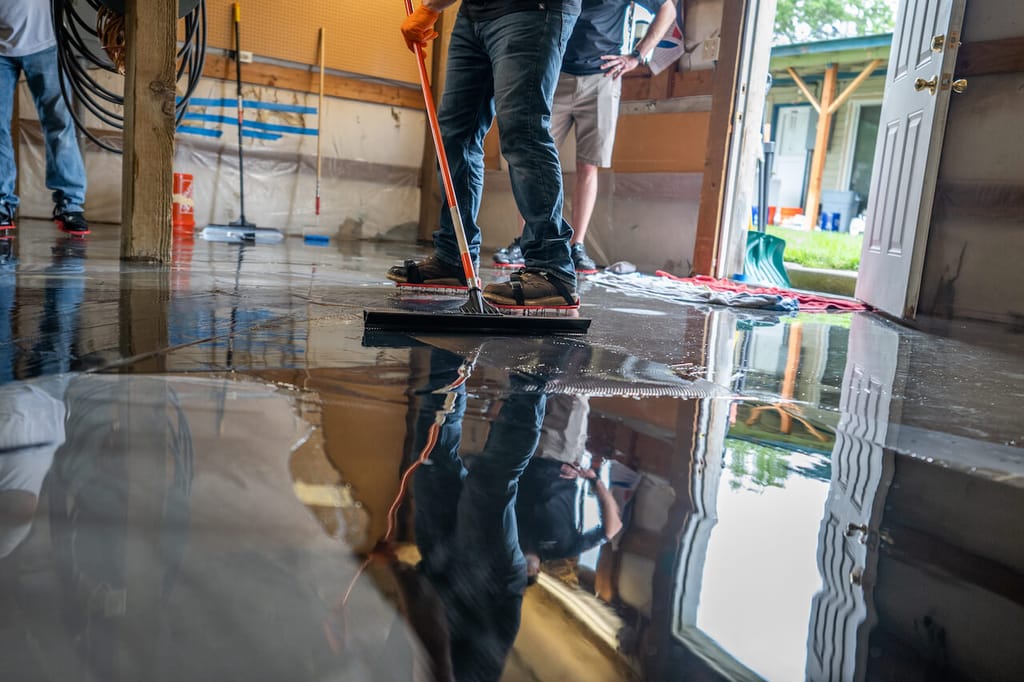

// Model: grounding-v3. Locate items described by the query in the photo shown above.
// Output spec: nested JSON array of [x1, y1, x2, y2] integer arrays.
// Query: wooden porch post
[[121, 0, 176, 261], [803, 64, 837, 231]]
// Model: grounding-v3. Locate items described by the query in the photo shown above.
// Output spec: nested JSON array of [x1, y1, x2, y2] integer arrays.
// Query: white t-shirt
[[0, 0, 56, 58]]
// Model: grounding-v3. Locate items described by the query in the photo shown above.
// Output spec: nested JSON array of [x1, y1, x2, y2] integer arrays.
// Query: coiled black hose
[[50, 0, 207, 154]]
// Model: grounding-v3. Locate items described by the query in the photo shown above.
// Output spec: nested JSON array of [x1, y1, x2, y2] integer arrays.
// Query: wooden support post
[[121, 0, 176, 261], [803, 64, 837, 232], [417, 12, 449, 242]]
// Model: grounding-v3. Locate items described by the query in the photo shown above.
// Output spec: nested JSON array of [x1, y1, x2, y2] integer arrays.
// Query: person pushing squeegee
[[363, 0, 589, 335]]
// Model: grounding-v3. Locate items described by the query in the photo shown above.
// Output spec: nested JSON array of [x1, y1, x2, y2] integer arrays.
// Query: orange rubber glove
[[401, 5, 441, 52]]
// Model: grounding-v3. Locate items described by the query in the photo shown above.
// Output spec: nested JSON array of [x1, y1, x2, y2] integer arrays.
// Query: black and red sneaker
[[0, 211, 14, 240], [53, 207, 90, 236]]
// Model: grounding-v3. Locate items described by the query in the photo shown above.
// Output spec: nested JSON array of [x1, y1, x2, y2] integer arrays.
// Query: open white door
[[855, 0, 967, 318]]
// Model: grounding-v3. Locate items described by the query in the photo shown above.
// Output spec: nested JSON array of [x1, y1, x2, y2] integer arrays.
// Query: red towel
[[654, 272, 869, 312]]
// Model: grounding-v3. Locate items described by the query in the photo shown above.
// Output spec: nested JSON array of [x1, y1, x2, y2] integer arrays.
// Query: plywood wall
[[204, 0, 431, 84]]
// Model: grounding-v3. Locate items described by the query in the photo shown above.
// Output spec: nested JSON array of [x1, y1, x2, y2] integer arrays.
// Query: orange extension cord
[[323, 361, 473, 653]]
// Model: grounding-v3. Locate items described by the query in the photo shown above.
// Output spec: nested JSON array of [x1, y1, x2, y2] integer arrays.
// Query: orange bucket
[[172, 172, 195, 228]]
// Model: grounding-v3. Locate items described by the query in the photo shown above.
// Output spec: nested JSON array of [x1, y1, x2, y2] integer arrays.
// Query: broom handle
[[233, 3, 247, 224], [316, 27, 325, 216], [404, 1, 480, 289]]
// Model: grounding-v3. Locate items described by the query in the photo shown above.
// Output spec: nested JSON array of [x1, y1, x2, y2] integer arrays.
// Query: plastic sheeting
[[14, 75, 424, 237]]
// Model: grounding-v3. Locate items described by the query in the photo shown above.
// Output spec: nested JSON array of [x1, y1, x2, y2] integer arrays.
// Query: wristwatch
[[631, 47, 650, 65]]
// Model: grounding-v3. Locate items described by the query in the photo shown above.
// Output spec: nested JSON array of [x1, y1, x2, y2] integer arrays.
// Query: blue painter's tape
[[187, 97, 317, 115], [183, 112, 235, 125], [304, 234, 330, 246], [182, 112, 317, 136], [177, 125, 223, 138], [245, 120, 318, 136], [242, 130, 282, 141]]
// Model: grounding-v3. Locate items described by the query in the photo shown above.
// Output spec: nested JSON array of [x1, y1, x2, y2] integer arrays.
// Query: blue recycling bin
[[820, 190, 859, 233]]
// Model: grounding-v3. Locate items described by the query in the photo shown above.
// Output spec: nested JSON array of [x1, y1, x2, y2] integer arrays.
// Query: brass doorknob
[[952, 78, 968, 93], [915, 76, 938, 95]]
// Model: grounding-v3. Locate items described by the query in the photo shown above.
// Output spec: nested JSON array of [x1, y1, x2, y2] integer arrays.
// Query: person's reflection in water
[[516, 394, 623, 580], [0, 238, 16, 382], [47, 376, 194, 681], [410, 347, 547, 682], [0, 378, 65, 560], [30, 236, 87, 376]]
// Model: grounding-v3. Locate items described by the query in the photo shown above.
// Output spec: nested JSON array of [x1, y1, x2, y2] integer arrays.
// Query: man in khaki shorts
[[494, 0, 678, 273]]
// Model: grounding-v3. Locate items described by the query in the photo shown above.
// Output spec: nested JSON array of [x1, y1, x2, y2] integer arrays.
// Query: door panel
[[856, 0, 967, 318]]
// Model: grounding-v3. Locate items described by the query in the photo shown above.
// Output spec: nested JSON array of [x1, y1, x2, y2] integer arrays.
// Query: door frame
[[839, 99, 884, 194]]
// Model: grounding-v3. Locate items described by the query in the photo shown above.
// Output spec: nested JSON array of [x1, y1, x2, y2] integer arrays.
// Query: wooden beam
[[202, 54, 424, 110], [121, 0, 176, 261], [956, 36, 1024, 77], [692, 0, 746, 275], [803, 64, 838, 233], [826, 59, 883, 115], [621, 68, 714, 101], [649, 68, 674, 100], [786, 67, 821, 112]]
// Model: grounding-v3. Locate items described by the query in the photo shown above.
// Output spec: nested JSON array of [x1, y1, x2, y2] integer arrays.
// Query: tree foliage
[[774, 0, 896, 45]]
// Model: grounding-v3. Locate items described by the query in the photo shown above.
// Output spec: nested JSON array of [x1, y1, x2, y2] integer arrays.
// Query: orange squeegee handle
[[403, 1, 480, 289]]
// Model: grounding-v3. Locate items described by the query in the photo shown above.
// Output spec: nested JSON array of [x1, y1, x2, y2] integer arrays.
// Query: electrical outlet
[[239, 50, 254, 63], [702, 37, 720, 62]]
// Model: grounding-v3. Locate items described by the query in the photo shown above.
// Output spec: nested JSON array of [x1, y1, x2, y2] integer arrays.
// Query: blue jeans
[[0, 46, 88, 217], [411, 347, 547, 680], [434, 10, 577, 288]]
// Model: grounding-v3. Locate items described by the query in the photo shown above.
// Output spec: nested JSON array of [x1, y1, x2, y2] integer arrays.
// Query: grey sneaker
[[492, 237, 524, 268], [483, 269, 579, 307], [571, 243, 597, 273]]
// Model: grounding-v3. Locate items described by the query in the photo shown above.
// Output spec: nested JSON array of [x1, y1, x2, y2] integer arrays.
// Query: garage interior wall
[[15, 0, 430, 239], [919, 0, 1024, 323], [14, 0, 735, 272]]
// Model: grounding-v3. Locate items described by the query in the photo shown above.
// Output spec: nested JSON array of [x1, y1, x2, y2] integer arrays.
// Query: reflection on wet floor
[[1, 223, 1022, 680]]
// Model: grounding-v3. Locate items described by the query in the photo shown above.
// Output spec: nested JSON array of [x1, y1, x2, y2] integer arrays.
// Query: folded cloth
[[655, 272, 869, 312]]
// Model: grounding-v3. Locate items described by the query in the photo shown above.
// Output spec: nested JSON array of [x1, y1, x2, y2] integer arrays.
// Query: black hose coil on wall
[[50, 0, 207, 153]]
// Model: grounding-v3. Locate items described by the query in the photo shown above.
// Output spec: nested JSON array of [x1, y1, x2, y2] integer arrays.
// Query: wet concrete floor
[[0, 221, 1022, 681]]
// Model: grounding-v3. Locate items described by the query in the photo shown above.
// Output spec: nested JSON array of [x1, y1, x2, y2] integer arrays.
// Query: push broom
[[363, 3, 590, 335], [201, 3, 284, 244]]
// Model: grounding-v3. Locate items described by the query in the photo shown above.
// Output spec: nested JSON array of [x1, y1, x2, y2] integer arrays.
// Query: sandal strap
[[403, 259, 424, 284], [509, 269, 526, 306], [524, 268, 576, 305]]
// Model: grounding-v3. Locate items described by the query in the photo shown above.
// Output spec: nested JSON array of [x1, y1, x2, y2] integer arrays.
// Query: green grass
[[767, 226, 863, 271]]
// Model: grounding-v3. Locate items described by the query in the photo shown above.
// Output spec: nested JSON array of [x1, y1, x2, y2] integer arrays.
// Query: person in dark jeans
[[389, 0, 581, 308], [410, 346, 547, 680], [0, 0, 89, 236]]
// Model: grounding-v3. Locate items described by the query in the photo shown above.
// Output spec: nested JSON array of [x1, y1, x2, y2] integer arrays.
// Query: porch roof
[[770, 33, 893, 74]]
